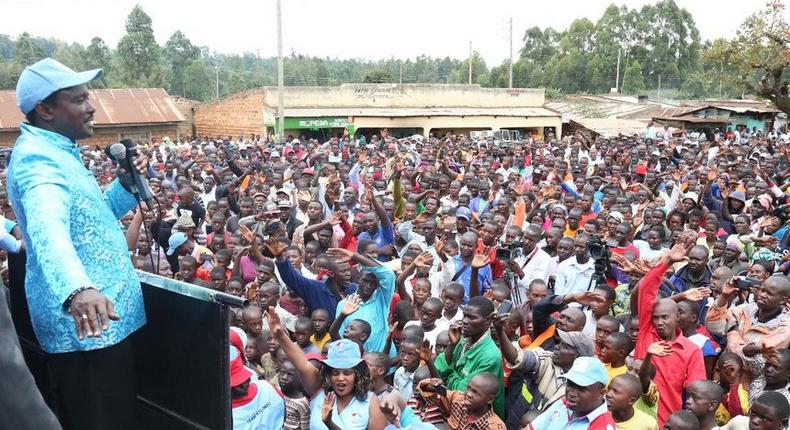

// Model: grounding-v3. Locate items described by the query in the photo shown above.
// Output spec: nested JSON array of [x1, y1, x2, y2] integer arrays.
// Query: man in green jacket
[[434, 295, 505, 417]]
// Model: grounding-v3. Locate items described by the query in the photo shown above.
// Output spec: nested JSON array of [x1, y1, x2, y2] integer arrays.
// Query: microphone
[[109, 141, 154, 207]]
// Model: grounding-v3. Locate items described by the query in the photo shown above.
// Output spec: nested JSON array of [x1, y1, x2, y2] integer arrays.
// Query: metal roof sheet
[[569, 118, 648, 137], [0, 88, 184, 131]]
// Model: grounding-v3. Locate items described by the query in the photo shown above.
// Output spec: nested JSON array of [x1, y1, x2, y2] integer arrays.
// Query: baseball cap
[[263, 202, 280, 214], [229, 347, 253, 387], [682, 192, 699, 203], [456, 206, 472, 221], [174, 213, 196, 230], [557, 330, 595, 357], [607, 211, 625, 224], [271, 151, 281, 158], [322, 339, 363, 369], [166, 232, 188, 256], [276, 188, 289, 196], [277, 200, 292, 209], [16, 58, 104, 114], [560, 356, 608, 387], [730, 190, 746, 203]]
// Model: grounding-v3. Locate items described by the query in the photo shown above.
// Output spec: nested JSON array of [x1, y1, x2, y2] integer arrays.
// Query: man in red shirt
[[634, 232, 706, 427]]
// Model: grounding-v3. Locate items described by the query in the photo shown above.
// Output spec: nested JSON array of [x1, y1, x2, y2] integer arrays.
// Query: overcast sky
[[1, 0, 783, 65]]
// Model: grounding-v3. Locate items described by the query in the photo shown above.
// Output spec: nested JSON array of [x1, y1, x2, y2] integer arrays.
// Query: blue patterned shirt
[[7, 123, 146, 353]]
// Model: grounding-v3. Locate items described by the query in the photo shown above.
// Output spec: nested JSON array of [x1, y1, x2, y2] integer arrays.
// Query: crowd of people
[[9, 124, 790, 430]]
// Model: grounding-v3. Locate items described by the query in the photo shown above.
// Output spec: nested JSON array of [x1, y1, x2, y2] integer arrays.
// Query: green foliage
[[117, 5, 162, 87], [363, 69, 394, 83], [0, 2, 777, 105], [707, 0, 790, 114], [622, 61, 646, 94]]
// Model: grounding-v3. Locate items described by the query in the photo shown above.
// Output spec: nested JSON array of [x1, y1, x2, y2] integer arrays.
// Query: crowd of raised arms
[[6, 124, 790, 430]]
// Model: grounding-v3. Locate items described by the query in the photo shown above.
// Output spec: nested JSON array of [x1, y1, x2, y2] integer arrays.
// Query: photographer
[[509, 225, 556, 303]]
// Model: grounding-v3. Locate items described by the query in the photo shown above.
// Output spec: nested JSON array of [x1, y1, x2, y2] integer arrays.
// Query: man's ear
[[33, 101, 55, 122]]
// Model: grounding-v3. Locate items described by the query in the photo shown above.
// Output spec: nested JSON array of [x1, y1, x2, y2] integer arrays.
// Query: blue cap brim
[[560, 371, 604, 387], [322, 357, 363, 369], [60, 68, 104, 90]]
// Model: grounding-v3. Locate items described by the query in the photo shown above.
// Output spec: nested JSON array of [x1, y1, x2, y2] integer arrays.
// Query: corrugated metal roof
[[0, 88, 184, 131], [281, 107, 560, 118], [682, 104, 780, 115], [653, 115, 730, 124], [569, 118, 648, 137]]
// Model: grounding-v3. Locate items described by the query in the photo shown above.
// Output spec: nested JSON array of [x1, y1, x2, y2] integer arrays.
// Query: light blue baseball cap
[[16, 58, 103, 114], [166, 232, 188, 256], [322, 338, 363, 369], [560, 356, 608, 387]]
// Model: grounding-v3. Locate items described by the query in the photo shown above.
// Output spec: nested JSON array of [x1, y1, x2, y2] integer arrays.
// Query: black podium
[[8, 252, 245, 430]]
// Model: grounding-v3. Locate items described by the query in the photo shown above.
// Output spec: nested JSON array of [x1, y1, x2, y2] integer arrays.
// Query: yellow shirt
[[605, 363, 628, 386], [616, 408, 659, 430], [310, 332, 331, 352]]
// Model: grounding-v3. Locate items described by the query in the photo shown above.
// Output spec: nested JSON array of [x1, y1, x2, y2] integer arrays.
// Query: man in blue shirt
[[7, 58, 149, 430], [449, 232, 492, 304], [357, 188, 395, 261]]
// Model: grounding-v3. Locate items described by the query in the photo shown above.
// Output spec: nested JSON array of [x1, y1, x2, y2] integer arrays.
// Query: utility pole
[[276, 0, 284, 143], [657, 74, 661, 99], [508, 18, 513, 88], [215, 65, 219, 100], [468, 40, 473, 85], [399, 61, 403, 84], [719, 63, 723, 99], [615, 48, 621, 92]]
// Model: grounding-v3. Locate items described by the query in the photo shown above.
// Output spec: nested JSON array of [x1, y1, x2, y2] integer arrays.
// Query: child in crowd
[[418, 373, 506, 429], [404, 297, 444, 347], [437, 282, 464, 332], [606, 373, 658, 430], [244, 335, 266, 377], [595, 315, 622, 358], [240, 305, 264, 338], [259, 332, 281, 385], [434, 330, 450, 356], [685, 380, 724, 430], [406, 366, 446, 425], [292, 316, 320, 354], [677, 300, 720, 378], [663, 410, 700, 430], [716, 352, 750, 425], [627, 356, 658, 418], [278, 360, 309, 430], [721, 392, 790, 430], [309, 308, 331, 351], [394, 336, 423, 401], [601, 332, 633, 385], [364, 352, 398, 399]]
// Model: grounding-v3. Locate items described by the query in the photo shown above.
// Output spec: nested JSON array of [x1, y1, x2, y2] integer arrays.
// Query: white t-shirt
[[232, 380, 284, 430]]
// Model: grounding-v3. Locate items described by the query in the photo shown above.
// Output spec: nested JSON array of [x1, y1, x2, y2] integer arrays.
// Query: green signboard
[[284, 117, 350, 129]]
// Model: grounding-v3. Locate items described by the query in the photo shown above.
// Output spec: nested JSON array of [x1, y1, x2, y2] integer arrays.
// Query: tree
[[710, 1, 790, 114], [165, 31, 200, 96], [622, 61, 647, 94], [452, 51, 489, 86], [363, 69, 393, 83], [14, 32, 46, 66], [117, 5, 162, 86]]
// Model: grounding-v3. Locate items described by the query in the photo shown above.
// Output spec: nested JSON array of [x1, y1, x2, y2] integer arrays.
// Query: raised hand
[[434, 236, 446, 255], [681, 287, 712, 302], [448, 321, 462, 345], [647, 341, 673, 357], [414, 251, 434, 268], [321, 392, 335, 424], [328, 212, 343, 226], [326, 247, 354, 264], [341, 294, 362, 316], [264, 238, 287, 257], [471, 250, 490, 269], [266, 306, 284, 339], [572, 291, 608, 308], [238, 225, 255, 244], [379, 395, 401, 424], [419, 339, 433, 363]]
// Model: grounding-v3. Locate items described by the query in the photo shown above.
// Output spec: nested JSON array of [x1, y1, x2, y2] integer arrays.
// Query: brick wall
[[193, 89, 265, 139], [171, 96, 199, 139]]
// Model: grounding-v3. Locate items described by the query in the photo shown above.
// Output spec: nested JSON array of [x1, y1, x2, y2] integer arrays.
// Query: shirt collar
[[20, 123, 80, 154], [569, 400, 609, 423]]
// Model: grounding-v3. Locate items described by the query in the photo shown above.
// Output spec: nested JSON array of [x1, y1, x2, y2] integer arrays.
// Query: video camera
[[586, 235, 611, 287], [496, 240, 524, 262]]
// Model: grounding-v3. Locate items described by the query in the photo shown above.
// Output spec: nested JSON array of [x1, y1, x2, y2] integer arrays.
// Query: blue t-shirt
[[358, 224, 394, 262]]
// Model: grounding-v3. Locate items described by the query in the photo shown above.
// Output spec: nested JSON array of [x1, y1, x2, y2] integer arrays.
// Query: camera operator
[[508, 225, 556, 304]]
